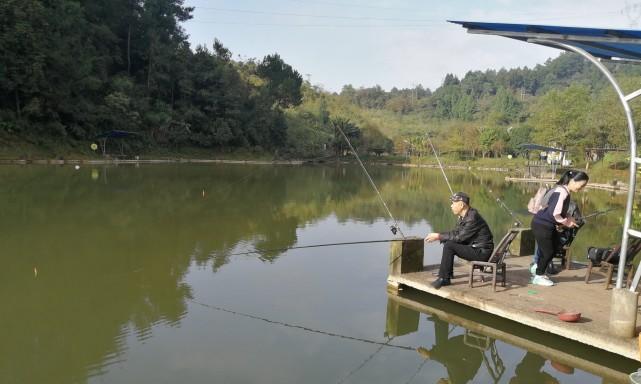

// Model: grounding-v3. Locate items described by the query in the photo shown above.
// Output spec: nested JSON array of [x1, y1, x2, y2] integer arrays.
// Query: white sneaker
[[532, 275, 554, 287], [529, 263, 537, 276]]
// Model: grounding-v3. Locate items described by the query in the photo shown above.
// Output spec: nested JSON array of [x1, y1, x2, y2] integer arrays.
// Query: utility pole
[[410, 82, 417, 106]]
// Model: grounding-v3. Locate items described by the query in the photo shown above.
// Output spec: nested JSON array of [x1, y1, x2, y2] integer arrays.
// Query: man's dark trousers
[[438, 241, 491, 278]]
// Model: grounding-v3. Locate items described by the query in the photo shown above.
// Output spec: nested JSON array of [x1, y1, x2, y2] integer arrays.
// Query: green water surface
[[0, 164, 635, 384]]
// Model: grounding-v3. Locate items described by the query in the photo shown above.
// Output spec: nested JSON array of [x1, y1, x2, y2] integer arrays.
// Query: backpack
[[586, 246, 614, 266], [527, 186, 553, 214]]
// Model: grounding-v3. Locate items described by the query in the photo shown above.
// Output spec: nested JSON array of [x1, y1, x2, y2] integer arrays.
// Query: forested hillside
[[2, 1, 641, 161], [0, 0, 302, 155], [290, 53, 641, 161]]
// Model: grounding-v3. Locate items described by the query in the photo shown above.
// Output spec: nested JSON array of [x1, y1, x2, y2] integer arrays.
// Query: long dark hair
[[556, 170, 589, 186]]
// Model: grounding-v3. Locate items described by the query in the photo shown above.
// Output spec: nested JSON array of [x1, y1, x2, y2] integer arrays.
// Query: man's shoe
[[431, 278, 451, 289], [431, 271, 454, 279], [529, 263, 537, 276]]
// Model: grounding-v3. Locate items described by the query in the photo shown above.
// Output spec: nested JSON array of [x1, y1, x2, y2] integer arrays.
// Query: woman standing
[[531, 170, 589, 286]]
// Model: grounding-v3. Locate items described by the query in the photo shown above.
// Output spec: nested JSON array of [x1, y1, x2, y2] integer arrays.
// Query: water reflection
[[0, 164, 632, 383], [416, 320, 492, 384], [511, 352, 561, 384], [386, 291, 635, 384]]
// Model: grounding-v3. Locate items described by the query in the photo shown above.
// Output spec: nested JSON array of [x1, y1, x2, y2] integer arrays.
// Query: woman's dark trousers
[[531, 221, 558, 276]]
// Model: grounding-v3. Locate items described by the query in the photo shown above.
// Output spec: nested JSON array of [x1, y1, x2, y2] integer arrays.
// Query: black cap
[[450, 192, 470, 205]]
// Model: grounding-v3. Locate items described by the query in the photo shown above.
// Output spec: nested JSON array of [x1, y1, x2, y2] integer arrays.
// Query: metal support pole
[[529, 39, 638, 290]]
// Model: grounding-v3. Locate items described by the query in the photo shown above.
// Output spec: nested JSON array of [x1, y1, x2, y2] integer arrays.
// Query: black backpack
[[586, 246, 614, 266]]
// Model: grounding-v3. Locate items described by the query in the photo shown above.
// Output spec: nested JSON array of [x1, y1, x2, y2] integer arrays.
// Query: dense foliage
[[309, 53, 641, 162], [0, 0, 302, 153], [3, 1, 641, 161]]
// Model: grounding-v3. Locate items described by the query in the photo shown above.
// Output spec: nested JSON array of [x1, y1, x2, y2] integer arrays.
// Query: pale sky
[[182, 0, 641, 92]]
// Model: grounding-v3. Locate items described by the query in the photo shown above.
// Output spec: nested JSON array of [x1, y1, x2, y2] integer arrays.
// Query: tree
[[331, 117, 360, 157], [486, 87, 521, 126], [506, 125, 532, 155], [530, 84, 591, 148], [256, 54, 303, 108], [0, 0, 47, 124], [479, 126, 507, 157]]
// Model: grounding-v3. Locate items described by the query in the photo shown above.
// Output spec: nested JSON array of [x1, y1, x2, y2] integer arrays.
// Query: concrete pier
[[386, 292, 636, 383], [387, 255, 641, 361]]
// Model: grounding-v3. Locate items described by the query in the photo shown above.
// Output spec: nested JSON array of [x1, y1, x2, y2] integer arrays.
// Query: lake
[[0, 164, 636, 383]]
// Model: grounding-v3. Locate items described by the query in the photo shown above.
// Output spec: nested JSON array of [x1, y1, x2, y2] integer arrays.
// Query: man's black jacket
[[439, 208, 494, 252]]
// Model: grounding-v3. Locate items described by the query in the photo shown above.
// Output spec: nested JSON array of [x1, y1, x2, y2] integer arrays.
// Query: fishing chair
[[463, 331, 505, 384], [584, 238, 641, 289], [551, 225, 581, 271], [550, 245, 572, 272], [468, 228, 520, 292]]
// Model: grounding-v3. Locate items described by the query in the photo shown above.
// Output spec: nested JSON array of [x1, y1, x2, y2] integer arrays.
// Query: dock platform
[[387, 255, 641, 361]]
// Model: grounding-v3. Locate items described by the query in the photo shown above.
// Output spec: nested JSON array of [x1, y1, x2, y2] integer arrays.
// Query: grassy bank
[[0, 136, 631, 185]]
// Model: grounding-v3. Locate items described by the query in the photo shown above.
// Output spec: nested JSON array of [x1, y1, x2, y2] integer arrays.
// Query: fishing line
[[223, 239, 403, 257], [335, 336, 396, 384], [425, 134, 454, 195], [466, 168, 523, 227], [334, 123, 405, 238], [190, 299, 415, 351], [404, 357, 429, 384]]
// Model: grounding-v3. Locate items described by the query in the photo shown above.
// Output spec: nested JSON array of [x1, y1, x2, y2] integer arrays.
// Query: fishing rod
[[467, 168, 524, 227], [556, 208, 617, 233], [485, 186, 523, 227], [334, 123, 405, 238], [425, 133, 523, 227], [579, 207, 617, 221], [224, 239, 404, 257], [425, 133, 454, 195]]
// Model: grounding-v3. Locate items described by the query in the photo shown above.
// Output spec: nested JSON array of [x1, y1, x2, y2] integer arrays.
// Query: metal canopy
[[95, 130, 141, 139], [518, 143, 567, 153], [450, 20, 641, 292], [449, 21, 641, 62]]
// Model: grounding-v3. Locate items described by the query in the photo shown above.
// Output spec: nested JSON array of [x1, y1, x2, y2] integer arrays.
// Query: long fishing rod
[[335, 123, 405, 238], [579, 207, 617, 221], [225, 239, 404, 257], [426, 133, 523, 227], [484, 186, 523, 227], [425, 134, 454, 195]]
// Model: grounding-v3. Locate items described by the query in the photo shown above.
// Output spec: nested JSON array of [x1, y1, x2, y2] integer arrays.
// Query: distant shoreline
[[0, 158, 628, 192], [0, 158, 510, 171], [0, 158, 305, 166]]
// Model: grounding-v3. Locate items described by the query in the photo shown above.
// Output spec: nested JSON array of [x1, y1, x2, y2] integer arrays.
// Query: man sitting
[[424, 192, 495, 289]]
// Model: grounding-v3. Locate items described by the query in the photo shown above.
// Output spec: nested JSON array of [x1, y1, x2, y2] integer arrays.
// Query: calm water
[[0, 164, 637, 384]]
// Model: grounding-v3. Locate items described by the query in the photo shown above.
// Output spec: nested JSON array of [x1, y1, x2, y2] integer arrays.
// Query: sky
[[182, 0, 641, 92]]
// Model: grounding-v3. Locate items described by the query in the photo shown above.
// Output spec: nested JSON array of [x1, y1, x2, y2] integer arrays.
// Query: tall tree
[[256, 54, 303, 108]]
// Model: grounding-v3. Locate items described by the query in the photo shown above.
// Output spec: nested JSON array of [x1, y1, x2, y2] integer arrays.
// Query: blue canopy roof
[[518, 143, 567, 153], [95, 130, 141, 139], [449, 21, 641, 62]]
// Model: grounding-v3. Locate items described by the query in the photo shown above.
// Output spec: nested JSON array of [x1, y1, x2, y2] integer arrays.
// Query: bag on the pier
[[527, 186, 552, 214], [586, 246, 613, 266]]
